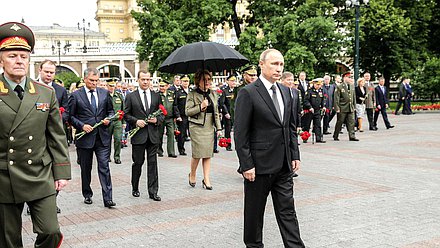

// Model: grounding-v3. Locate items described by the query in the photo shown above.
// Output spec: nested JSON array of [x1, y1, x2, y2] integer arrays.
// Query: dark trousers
[[302, 112, 312, 132], [374, 106, 391, 128], [323, 109, 336, 133], [403, 98, 413, 114], [244, 168, 304, 248], [304, 112, 323, 141], [0, 194, 63, 248], [131, 138, 159, 196], [333, 112, 356, 139], [366, 108, 375, 129], [78, 135, 113, 202], [395, 98, 404, 114], [223, 117, 233, 148], [177, 116, 188, 153]]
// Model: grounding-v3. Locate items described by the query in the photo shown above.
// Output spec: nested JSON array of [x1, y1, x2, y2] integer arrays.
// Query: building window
[[106, 28, 110, 33], [120, 29, 124, 33], [120, 19, 124, 23]]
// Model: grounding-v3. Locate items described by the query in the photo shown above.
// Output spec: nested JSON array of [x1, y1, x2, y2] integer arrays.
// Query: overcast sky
[[0, 0, 99, 30]]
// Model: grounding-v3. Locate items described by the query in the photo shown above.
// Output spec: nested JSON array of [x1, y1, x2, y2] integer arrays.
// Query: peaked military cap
[[312, 78, 324, 85], [159, 79, 170, 86], [181, 75, 190, 81], [342, 72, 351, 78], [226, 75, 236, 81], [242, 65, 257, 75], [0, 22, 35, 52]]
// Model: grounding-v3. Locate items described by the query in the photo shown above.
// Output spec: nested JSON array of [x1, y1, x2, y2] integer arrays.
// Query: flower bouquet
[[298, 130, 311, 142], [128, 104, 167, 138], [218, 136, 232, 148], [76, 110, 125, 140]]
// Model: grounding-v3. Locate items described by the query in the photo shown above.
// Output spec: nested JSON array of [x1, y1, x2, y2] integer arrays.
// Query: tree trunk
[[230, 0, 242, 39]]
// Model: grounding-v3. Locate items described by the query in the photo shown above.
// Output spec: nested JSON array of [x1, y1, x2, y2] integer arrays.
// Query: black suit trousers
[[176, 116, 188, 153], [78, 135, 113, 202], [374, 107, 391, 128], [223, 117, 233, 147], [131, 138, 159, 196], [244, 168, 304, 248]]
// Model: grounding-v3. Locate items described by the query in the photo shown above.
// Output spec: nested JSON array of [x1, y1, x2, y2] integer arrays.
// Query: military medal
[[35, 103, 50, 112]]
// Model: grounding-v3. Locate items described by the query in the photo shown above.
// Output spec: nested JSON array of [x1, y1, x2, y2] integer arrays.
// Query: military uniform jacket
[[304, 88, 325, 111], [111, 91, 125, 124], [220, 85, 235, 116], [160, 90, 179, 119], [0, 75, 71, 203], [334, 82, 355, 113], [175, 88, 188, 117], [185, 88, 222, 130]]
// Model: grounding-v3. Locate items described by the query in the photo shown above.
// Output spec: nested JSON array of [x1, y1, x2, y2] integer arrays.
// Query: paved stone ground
[[22, 112, 440, 248]]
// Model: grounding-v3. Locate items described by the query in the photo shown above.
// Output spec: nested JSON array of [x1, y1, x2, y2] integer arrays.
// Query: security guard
[[220, 75, 237, 151], [0, 22, 71, 248], [232, 65, 258, 114], [175, 75, 190, 155], [107, 79, 125, 164], [303, 78, 326, 143], [158, 79, 180, 157]]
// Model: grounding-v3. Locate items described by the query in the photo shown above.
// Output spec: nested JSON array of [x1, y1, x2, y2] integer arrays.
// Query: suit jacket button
[[28, 149, 32, 153], [28, 160, 32, 165], [9, 149, 14, 153], [9, 136, 14, 141], [9, 161, 14, 165], [28, 136, 33, 140]]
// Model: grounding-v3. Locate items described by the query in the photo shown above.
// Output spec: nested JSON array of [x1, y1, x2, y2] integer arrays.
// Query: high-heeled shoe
[[188, 173, 196, 187], [202, 179, 212, 190]]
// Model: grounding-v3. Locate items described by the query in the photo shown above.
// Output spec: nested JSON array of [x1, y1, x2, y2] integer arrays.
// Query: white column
[[29, 61, 36, 80], [81, 60, 88, 77], [119, 59, 125, 81]]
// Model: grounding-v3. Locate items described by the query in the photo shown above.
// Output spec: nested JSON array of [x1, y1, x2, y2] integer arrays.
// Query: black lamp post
[[78, 18, 90, 53], [346, 0, 369, 84], [51, 40, 61, 65]]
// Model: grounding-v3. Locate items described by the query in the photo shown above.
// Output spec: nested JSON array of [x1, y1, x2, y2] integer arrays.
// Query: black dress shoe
[[84, 197, 93, 205], [323, 131, 332, 135], [56, 206, 61, 214], [168, 154, 177, 158], [202, 179, 213, 190], [179, 152, 187, 156], [108, 158, 112, 162], [226, 147, 233, 151], [104, 200, 116, 208], [27, 207, 31, 215], [333, 137, 340, 141], [132, 190, 140, 197], [316, 140, 326, 143], [76, 160, 80, 165], [149, 194, 161, 201], [158, 153, 164, 157], [213, 149, 219, 153], [387, 125, 395, 129], [185, 138, 191, 141], [292, 172, 299, 177], [349, 138, 360, 141], [115, 159, 122, 164]]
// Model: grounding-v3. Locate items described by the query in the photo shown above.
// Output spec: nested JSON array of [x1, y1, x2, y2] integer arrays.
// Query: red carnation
[[159, 104, 168, 116], [59, 107, 65, 114], [216, 89, 223, 94], [117, 110, 125, 120], [174, 129, 181, 136]]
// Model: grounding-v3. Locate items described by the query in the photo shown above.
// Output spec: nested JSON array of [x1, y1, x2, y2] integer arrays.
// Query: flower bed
[[411, 103, 440, 111]]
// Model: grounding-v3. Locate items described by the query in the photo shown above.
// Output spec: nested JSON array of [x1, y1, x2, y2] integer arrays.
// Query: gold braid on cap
[[0, 36, 31, 51]]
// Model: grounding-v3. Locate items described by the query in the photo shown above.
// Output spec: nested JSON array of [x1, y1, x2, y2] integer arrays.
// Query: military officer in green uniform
[[0, 22, 71, 248], [333, 72, 359, 141], [158, 80, 180, 158], [303, 78, 326, 143], [232, 65, 258, 116], [107, 79, 125, 164]]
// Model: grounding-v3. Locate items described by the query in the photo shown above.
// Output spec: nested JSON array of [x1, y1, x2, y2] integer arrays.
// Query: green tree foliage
[[410, 57, 440, 102], [55, 72, 81, 90], [132, 0, 233, 72], [237, 0, 342, 77]]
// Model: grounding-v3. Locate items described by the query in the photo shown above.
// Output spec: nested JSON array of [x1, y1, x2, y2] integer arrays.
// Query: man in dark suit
[[68, 68, 116, 208], [322, 75, 336, 135], [234, 49, 305, 247], [124, 70, 164, 201], [374, 77, 394, 129], [175, 75, 190, 155], [0, 22, 71, 248], [38, 59, 69, 214]]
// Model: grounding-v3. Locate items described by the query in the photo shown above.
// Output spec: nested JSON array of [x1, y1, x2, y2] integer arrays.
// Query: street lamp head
[[346, 0, 352, 7]]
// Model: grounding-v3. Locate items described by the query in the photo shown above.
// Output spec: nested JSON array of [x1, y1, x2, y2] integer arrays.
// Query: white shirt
[[138, 88, 151, 111], [85, 87, 98, 108], [259, 75, 284, 121]]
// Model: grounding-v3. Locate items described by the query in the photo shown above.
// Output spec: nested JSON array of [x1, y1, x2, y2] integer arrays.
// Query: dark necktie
[[90, 90, 97, 113], [143, 91, 149, 113], [14, 85, 24, 100], [271, 85, 282, 121]]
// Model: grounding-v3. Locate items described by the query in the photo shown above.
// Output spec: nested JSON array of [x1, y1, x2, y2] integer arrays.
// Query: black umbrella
[[158, 41, 249, 74]]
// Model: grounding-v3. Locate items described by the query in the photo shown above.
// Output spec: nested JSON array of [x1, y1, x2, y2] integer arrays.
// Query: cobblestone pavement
[[22, 112, 440, 248]]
